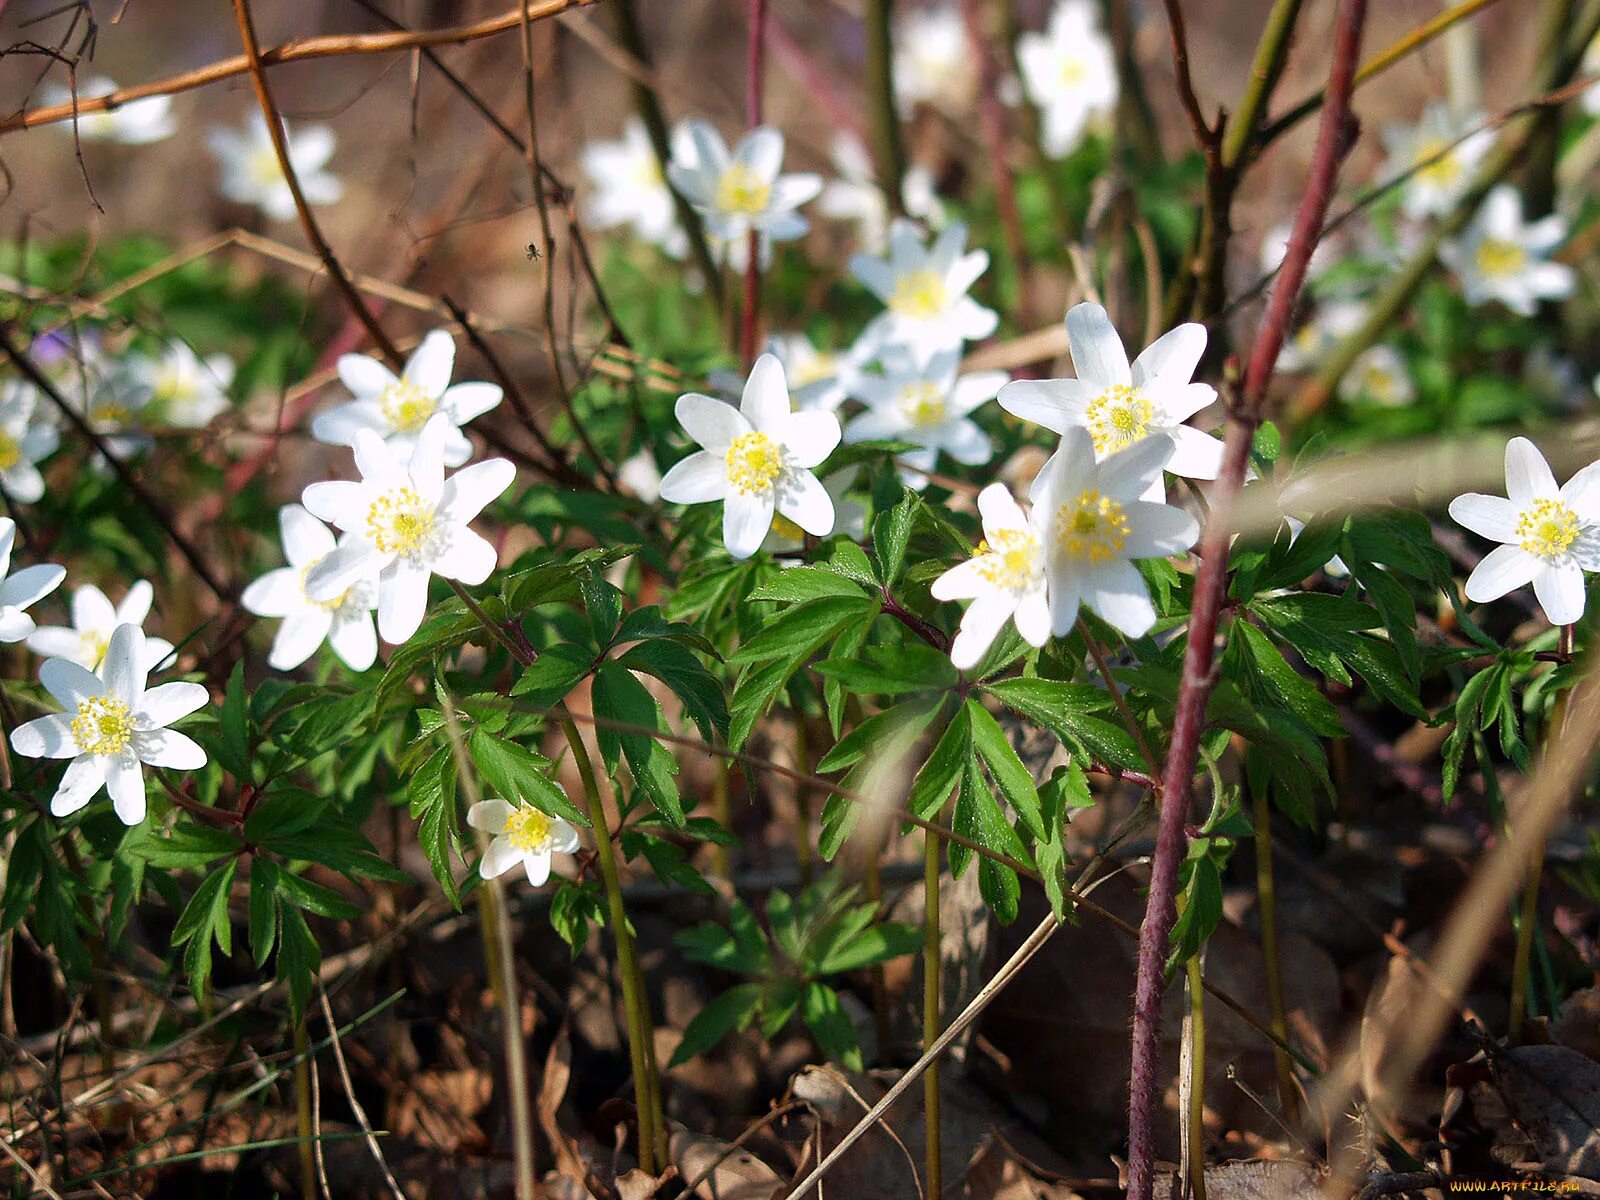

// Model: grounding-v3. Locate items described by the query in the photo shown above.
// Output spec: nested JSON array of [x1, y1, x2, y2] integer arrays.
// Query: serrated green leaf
[[669, 983, 764, 1066], [468, 728, 589, 826], [591, 662, 683, 827], [966, 698, 1045, 840], [984, 677, 1146, 772]]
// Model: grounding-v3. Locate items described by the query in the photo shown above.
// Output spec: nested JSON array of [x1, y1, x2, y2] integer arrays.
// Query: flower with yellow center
[[715, 163, 773, 215], [1340, 345, 1415, 408], [851, 219, 998, 356], [128, 342, 235, 428], [1016, 1, 1118, 157], [1413, 137, 1461, 187], [889, 270, 950, 321], [0, 381, 57, 503], [659, 354, 842, 560], [667, 120, 821, 247], [580, 117, 687, 255], [932, 484, 1050, 671], [209, 113, 342, 222], [1474, 238, 1527, 280], [1382, 104, 1492, 220], [1441, 184, 1574, 317], [1450, 435, 1600, 626], [844, 347, 1003, 489], [27, 580, 175, 673], [11, 623, 210, 825], [313, 329, 503, 468], [243, 505, 380, 671], [0, 517, 64, 645], [0, 431, 20, 472], [469, 798, 582, 886], [303, 416, 514, 645], [898, 381, 948, 427], [1028, 427, 1199, 639], [1000, 302, 1222, 497]]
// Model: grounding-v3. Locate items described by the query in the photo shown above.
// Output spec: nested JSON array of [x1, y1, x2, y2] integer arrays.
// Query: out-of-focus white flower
[[617, 449, 663, 503], [1256, 219, 1336, 281], [302, 416, 514, 645], [128, 342, 234, 428], [657, 355, 841, 560], [468, 798, 580, 886], [1031, 428, 1199, 638], [1339, 345, 1415, 407], [1584, 35, 1600, 116], [581, 116, 689, 257], [1016, 0, 1118, 157], [11, 624, 207, 825], [0, 381, 58, 502], [931, 483, 1048, 670], [0, 518, 65, 643], [1524, 345, 1583, 411], [667, 121, 821, 249], [894, 6, 977, 116], [1275, 299, 1365, 373], [312, 330, 502, 468], [1440, 185, 1574, 316], [708, 331, 875, 414], [763, 467, 866, 554], [27, 581, 175, 673], [851, 219, 997, 358], [1380, 104, 1493, 221], [998, 302, 1219, 497], [207, 113, 342, 221], [242, 504, 379, 671], [39, 75, 175, 145], [1449, 436, 1600, 625], [844, 346, 1004, 487], [818, 133, 945, 253], [77, 370, 153, 466]]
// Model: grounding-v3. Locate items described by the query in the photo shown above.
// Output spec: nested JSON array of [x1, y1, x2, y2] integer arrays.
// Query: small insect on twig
[[525, 242, 542, 261]]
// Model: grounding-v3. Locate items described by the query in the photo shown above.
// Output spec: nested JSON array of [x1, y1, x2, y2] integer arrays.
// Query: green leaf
[[748, 567, 870, 604], [619, 639, 729, 742], [276, 869, 362, 921], [872, 490, 917, 585], [814, 641, 958, 698], [509, 643, 595, 709], [668, 983, 764, 1066], [580, 566, 623, 645], [1229, 621, 1346, 738], [220, 661, 250, 779], [816, 694, 943, 774], [133, 824, 243, 869], [1167, 854, 1224, 972], [277, 903, 321, 1024], [468, 729, 589, 826], [728, 595, 879, 748], [243, 790, 326, 845], [591, 661, 683, 827], [984, 677, 1146, 772], [249, 859, 279, 969], [813, 920, 921, 974], [801, 982, 862, 1070], [907, 705, 970, 820], [966, 698, 1046, 840]]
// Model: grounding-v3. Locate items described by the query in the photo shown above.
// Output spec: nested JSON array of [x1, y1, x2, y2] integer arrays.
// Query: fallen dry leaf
[[1152, 1159, 1323, 1199], [1490, 1044, 1600, 1180], [669, 1119, 786, 1200]]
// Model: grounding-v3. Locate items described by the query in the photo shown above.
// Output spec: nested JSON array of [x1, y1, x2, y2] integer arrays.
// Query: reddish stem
[[739, 0, 768, 370], [1123, 2, 1368, 1197]]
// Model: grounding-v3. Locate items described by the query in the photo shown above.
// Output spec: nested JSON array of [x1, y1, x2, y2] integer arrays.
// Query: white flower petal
[[775, 470, 836, 537], [997, 378, 1092, 433], [404, 330, 456, 397], [104, 753, 147, 825], [479, 835, 525, 879], [41, 657, 105, 711], [1065, 302, 1131, 389], [268, 609, 333, 670], [0, 563, 65, 611], [523, 849, 554, 886], [1448, 493, 1520, 543], [1464, 543, 1539, 603], [311, 401, 388, 446], [1560, 461, 1600, 520], [337, 353, 397, 400], [1505, 437, 1557, 506], [467, 798, 514, 833], [723, 491, 776, 559], [1083, 560, 1157, 638], [135, 728, 207, 770], [242, 567, 305, 619], [0, 608, 36, 643], [676, 393, 748, 451], [783, 411, 842, 470], [439, 457, 515, 524], [740, 355, 791, 434], [51, 755, 108, 816], [328, 614, 378, 671], [1534, 562, 1587, 626], [434, 528, 498, 585], [1013, 590, 1050, 647], [1122, 502, 1200, 558], [73, 585, 117, 633], [1165, 425, 1224, 481], [12, 713, 79, 759], [658, 451, 730, 504], [377, 562, 430, 644], [102, 625, 149, 705], [950, 592, 1015, 671], [1131, 322, 1206, 393], [440, 381, 503, 425]]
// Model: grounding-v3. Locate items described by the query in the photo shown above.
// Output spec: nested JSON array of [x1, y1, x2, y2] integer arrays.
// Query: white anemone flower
[[617, 450, 663, 503], [580, 117, 688, 257], [894, 6, 977, 116], [468, 798, 580, 886], [1016, 0, 1118, 157], [10, 624, 208, 825], [931, 483, 1049, 670], [998, 302, 1220, 497], [1339, 345, 1415, 407], [0, 381, 59, 502], [1275, 299, 1365, 373], [27, 581, 175, 672], [1585, 35, 1600, 116], [1448, 436, 1600, 626], [0, 518, 65, 643], [763, 468, 866, 554], [657, 354, 841, 560], [1379, 104, 1493, 221], [667, 122, 821, 248], [301, 415, 514, 645], [851, 220, 998, 358], [1031, 428, 1199, 638], [39, 75, 175, 145], [844, 347, 1004, 487], [312, 329, 503, 468], [818, 132, 946, 253], [208, 113, 342, 221], [1440, 185, 1575, 317], [242, 504, 379, 671], [129, 341, 235, 427], [77, 369, 153, 466]]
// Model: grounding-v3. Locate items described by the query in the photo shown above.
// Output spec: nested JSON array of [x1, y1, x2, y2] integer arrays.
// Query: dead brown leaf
[[669, 1119, 786, 1200], [539, 1021, 591, 1187], [1151, 1159, 1323, 1199], [1490, 1044, 1600, 1180]]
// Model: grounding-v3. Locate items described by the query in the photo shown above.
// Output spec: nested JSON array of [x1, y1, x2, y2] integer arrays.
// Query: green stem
[[1250, 782, 1298, 1125], [561, 717, 664, 1172], [922, 825, 942, 1200], [864, 0, 906, 214], [864, 847, 893, 1057], [1508, 849, 1545, 1044], [294, 1019, 316, 1199], [1220, 0, 1307, 169], [1183, 951, 1208, 1200]]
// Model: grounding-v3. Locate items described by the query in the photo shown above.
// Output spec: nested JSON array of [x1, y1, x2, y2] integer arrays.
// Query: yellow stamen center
[[1414, 138, 1461, 186], [1058, 57, 1089, 87], [247, 147, 285, 190], [71, 695, 134, 755], [724, 431, 784, 495], [790, 352, 837, 389], [974, 527, 1041, 591], [298, 562, 362, 615], [1056, 489, 1130, 563], [1475, 237, 1527, 279], [1517, 497, 1580, 561], [716, 163, 773, 215], [365, 487, 440, 559], [898, 381, 948, 427], [0, 430, 20, 471], [378, 377, 438, 434], [504, 806, 553, 853], [1084, 384, 1156, 455], [889, 269, 949, 320], [770, 514, 807, 541], [80, 629, 110, 668], [90, 401, 130, 426]]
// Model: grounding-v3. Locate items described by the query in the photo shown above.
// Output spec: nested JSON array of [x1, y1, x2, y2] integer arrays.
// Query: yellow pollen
[[724, 431, 784, 495], [80, 629, 110, 668], [790, 352, 836, 389], [1516, 497, 1581, 561], [298, 564, 355, 613], [246, 147, 285, 190], [1056, 489, 1130, 563], [1058, 57, 1089, 86], [0, 430, 20, 471], [90, 402, 131, 426], [715, 163, 773, 215], [898, 381, 948, 427], [1475, 237, 1526, 279], [1361, 365, 1398, 401], [1084, 384, 1156, 455], [889, 269, 949, 320], [504, 806, 553, 853], [1414, 138, 1461, 186], [71, 695, 134, 756], [632, 156, 664, 188], [973, 527, 1041, 591], [770, 514, 806, 541], [365, 487, 439, 558], [378, 377, 438, 434]]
